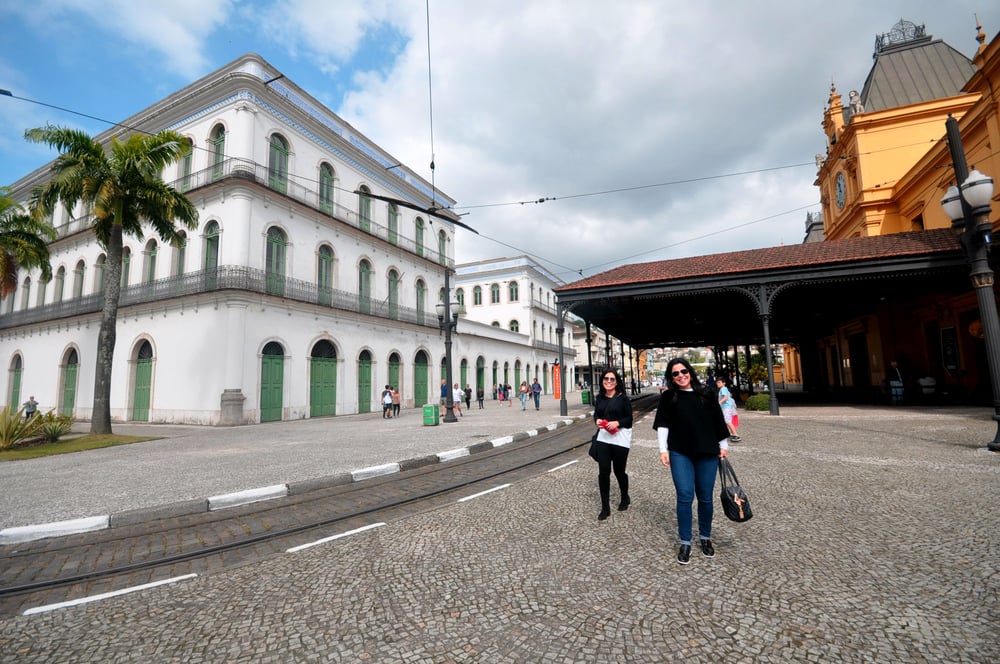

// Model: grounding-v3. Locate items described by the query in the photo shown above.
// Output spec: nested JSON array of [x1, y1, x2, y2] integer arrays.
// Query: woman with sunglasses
[[652, 358, 730, 564], [592, 369, 633, 520]]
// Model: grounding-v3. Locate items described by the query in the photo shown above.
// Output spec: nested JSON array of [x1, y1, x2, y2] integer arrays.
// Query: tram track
[[0, 421, 591, 615], [0, 397, 658, 615]]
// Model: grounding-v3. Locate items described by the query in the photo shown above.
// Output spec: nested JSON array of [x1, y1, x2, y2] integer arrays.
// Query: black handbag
[[718, 457, 753, 522], [588, 432, 600, 461]]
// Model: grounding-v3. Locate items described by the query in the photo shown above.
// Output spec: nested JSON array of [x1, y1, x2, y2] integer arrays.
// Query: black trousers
[[595, 442, 630, 507]]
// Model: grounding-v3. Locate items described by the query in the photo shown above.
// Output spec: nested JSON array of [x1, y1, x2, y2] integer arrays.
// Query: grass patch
[[0, 434, 158, 460]]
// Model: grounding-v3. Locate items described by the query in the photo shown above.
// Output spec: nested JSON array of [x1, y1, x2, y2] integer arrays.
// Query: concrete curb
[[0, 413, 592, 545]]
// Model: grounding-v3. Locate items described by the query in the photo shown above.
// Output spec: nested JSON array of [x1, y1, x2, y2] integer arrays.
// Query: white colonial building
[[453, 256, 576, 397], [1, 53, 566, 425]]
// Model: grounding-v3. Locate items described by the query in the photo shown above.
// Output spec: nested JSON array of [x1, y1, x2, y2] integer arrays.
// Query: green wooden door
[[260, 343, 284, 422], [133, 359, 152, 421], [460, 361, 468, 391], [357, 352, 372, 413], [61, 350, 78, 417], [414, 352, 429, 406], [388, 355, 401, 391], [310, 358, 337, 417], [9, 357, 21, 410]]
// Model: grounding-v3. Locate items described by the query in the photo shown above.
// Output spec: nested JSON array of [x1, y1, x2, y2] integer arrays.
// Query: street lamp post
[[435, 270, 464, 424], [941, 115, 1000, 451]]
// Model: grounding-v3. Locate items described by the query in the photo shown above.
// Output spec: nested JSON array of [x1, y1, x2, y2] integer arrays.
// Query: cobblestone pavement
[[1, 405, 998, 662]]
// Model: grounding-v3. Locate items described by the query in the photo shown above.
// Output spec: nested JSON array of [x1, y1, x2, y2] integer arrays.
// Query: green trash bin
[[581, 390, 591, 405], [422, 404, 440, 426]]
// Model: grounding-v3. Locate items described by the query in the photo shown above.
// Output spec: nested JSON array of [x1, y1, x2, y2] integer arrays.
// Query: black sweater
[[593, 392, 633, 429], [651, 388, 729, 457]]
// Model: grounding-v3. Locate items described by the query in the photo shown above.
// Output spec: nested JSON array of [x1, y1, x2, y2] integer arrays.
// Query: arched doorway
[[132, 340, 154, 421], [414, 350, 429, 406], [60, 348, 78, 417], [476, 356, 485, 393], [310, 340, 337, 417], [357, 350, 373, 413], [260, 342, 285, 422], [8, 354, 22, 410], [388, 352, 401, 392]]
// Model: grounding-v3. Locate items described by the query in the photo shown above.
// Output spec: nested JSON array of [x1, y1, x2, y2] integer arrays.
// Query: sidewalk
[[0, 392, 604, 540]]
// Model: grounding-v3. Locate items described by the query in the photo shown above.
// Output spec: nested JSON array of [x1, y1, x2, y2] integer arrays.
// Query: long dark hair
[[665, 358, 709, 393], [599, 368, 625, 397]]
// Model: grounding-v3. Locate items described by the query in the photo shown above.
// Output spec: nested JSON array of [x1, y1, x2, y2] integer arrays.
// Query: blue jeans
[[669, 451, 719, 544]]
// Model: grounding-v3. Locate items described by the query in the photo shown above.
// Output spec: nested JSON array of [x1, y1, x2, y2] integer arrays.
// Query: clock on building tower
[[835, 172, 847, 209]]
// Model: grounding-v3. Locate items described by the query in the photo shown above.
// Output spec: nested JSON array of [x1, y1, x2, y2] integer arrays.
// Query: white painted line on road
[[548, 460, 578, 472], [437, 447, 471, 462], [490, 435, 514, 447], [208, 484, 288, 511], [286, 522, 386, 553], [457, 484, 512, 502], [0, 515, 109, 545], [23, 574, 198, 616], [351, 463, 400, 481]]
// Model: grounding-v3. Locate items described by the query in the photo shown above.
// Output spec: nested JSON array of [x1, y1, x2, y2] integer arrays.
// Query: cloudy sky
[[1, 1, 996, 283]]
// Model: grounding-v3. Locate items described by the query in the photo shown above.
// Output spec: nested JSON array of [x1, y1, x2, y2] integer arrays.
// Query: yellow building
[[812, 19, 999, 402]]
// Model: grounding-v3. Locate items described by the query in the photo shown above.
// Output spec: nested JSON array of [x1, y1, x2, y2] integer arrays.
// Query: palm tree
[[25, 125, 198, 434], [0, 186, 54, 298]]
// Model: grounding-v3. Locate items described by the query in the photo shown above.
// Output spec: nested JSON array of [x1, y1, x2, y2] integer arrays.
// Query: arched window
[[490, 283, 500, 304], [388, 204, 399, 245], [438, 287, 446, 303], [317, 245, 334, 305], [121, 248, 131, 289], [204, 222, 220, 270], [210, 124, 226, 180], [36, 275, 48, 307], [358, 185, 372, 233], [203, 222, 220, 290], [319, 163, 335, 214], [416, 279, 426, 322], [491, 321, 501, 328], [456, 288, 464, 307], [20, 277, 31, 310], [143, 239, 158, 282], [415, 217, 425, 257], [54, 266, 65, 302], [388, 269, 400, 319], [265, 227, 287, 296], [173, 231, 187, 276], [509, 319, 519, 332], [508, 280, 519, 302], [268, 134, 289, 194], [73, 259, 85, 298], [437, 229, 447, 266], [358, 259, 372, 314], [473, 285, 483, 306], [180, 137, 194, 191], [94, 254, 106, 295]]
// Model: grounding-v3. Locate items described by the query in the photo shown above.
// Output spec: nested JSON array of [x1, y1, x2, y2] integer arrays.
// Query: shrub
[[747, 365, 769, 384], [744, 394, 770, 411], [0, 407, 42, 450], [35, 410, 73, 443]]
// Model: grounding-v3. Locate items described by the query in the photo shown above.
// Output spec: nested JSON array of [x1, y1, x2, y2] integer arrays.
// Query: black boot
[[617, 474, 630, 511], [598, 475, 611, 520]]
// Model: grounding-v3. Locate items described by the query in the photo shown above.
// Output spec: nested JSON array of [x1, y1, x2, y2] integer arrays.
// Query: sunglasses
[[602, 376, 617, 382], [671, 368, 690, 377]]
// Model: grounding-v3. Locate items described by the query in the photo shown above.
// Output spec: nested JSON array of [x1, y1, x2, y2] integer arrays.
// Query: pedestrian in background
[[381, 385, 393, 419], [452, 384, 464, 417], [716, 377, 740, 442], [531, 378, 542, 410], [464, 383, 472, 410], [592, 369, 633, 521], [653, 358, 730, 565], [476, 385, 485, 409], [519, 381, 529, 411], [22, 395, 39, 420], [391, 387, 401, 417]]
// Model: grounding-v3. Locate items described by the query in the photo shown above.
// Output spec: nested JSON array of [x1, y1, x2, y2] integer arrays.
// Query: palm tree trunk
[[90, 223, 124, 434]]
